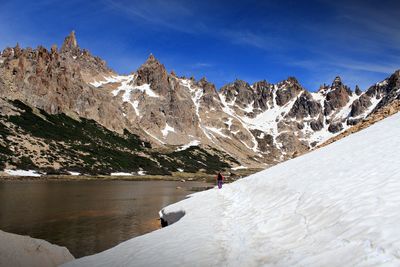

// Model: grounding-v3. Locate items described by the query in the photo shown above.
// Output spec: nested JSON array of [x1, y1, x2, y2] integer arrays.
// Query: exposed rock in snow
[[0, 230, 74, 267], [64, 112, 400, 267]]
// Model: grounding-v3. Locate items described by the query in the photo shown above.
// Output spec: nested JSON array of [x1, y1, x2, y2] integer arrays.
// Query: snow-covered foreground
[[0, 230, 74, 267], [65, 113, 400, 267]]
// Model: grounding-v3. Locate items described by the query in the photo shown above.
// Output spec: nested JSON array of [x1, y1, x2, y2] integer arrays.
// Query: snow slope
[[0, 230, 74, 267], [64, 112, 400, 267]]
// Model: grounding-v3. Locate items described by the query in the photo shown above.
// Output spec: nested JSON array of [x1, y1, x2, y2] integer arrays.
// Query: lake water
[[0, 180, 211, 258]]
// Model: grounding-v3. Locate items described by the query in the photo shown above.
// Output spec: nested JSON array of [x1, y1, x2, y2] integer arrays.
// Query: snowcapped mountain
[[64, 110, 400, 267], [1, 31, 399, 173], [91, 50, 400, 168]]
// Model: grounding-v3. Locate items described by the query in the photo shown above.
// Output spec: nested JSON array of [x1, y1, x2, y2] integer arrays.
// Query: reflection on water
[[0, 180, 209, 258]]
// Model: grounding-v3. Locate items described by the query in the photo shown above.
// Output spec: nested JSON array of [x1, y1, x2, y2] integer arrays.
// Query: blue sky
[[0, 0, 399, 91]]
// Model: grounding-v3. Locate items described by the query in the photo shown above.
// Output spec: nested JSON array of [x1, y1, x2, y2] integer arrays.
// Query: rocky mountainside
[[0, 32, 399, 174]]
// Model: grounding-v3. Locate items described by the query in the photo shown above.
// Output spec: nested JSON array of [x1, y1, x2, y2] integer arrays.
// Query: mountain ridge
[[1, 31, 399, 174]]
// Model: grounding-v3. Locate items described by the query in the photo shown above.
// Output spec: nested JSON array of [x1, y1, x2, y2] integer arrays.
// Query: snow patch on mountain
[[305, 122, 334, 144], [179, 79, 214, 141], [4, 169, 41, 177], [111, 75, 159, 100], [224, 117, 233, 130], [231, 165, 248, 170], [143, 129, 166, 145], [205, 126, 230, 139], [134, 83, 159, 98], [330, 93, 358, 122], [176, 140, 201, 151], [131, 100, 140, 116], [376, 80, 388, 87], [90, 75, 126, 87], [111, 172, 133, 176], [353, 94, 382, 120], [161, 123, 175, 137], [239, 91, 298, 148]]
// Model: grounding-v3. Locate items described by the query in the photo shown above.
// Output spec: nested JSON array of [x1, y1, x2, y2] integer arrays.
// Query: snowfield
[[64, 112, 400, 267]]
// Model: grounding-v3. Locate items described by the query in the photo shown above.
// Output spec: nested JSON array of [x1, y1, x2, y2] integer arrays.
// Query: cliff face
[[1, 32, 399, 172]]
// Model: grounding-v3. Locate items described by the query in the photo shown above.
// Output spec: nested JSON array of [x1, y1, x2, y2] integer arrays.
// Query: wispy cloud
[[306, 0, 400, 53], [329, 60, 399, 74], [292, 57, 395, 91], [220, 30, 284, 51], [191, 62, 213, 68], [103, 0, 197, 34], [102, 0, 285, 53], [293, 56, 399, 75]]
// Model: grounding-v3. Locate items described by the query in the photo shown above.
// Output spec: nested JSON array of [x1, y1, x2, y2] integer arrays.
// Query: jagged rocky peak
[[351, 71, 400, 120], [388, 69, 400, 88], [355, 85, 362, 96], [61, 30, 79, 53], [58, 31, 114, 82], [323, 76, 353, 116], [318, 83, 329, 92], [350, 93, 372, 118], [233, 79, 251, 88], [50, 44, 58, 54], [220, 79, 254, 106], [145, 53, 158, 64], [285, 76, 301, 86], [194, 77, 221, 108], [330, 76, 352, 94], [369, 70, 400, 112], [197, 77, 218, 94], [287, 90, 323, 120], [138, 53, 166, 72], [275, 77, 304, 106], [0, 47, 13, 59], [135, 53, 169, 95], [251, 80, 274, 111], [332, 76, 342, 87], [252, 80, 271, 91], [13, 43, 22, 57], [220, 79, 252, 93]]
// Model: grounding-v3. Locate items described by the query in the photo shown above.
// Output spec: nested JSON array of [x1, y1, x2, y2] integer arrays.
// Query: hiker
[[216, 172, 224, 189]]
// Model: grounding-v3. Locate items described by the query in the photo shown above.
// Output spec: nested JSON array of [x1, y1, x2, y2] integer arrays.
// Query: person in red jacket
[[217, 172, 224, 189]]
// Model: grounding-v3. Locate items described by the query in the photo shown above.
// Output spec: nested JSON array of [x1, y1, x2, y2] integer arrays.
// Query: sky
[[0, 0, 399, 91]]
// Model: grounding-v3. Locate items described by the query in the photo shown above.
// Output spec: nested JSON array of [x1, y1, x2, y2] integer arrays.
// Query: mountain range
[[1, 31, 399, 175]]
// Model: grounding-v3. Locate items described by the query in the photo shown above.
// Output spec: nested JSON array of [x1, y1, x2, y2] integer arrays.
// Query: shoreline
[[0, 169, 262, 183]]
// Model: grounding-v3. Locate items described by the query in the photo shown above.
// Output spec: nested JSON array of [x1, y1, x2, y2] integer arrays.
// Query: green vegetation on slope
[[1, 100, 235, 175]]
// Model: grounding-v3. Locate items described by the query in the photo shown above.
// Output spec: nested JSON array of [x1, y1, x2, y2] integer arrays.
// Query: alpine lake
[[0, 179, 213, 258]]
